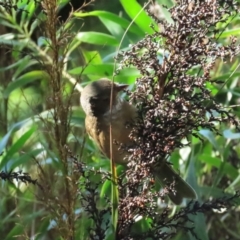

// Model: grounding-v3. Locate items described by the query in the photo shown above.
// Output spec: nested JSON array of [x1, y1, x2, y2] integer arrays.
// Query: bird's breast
[[85, 102, 136, 164]]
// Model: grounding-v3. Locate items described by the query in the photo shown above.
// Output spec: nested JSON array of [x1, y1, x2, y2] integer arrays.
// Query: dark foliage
[[0, 170, 37, 184], [110, 0, 240, 238]]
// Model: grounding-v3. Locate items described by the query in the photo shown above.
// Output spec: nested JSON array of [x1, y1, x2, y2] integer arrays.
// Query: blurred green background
[[0, 0, 240, 239]]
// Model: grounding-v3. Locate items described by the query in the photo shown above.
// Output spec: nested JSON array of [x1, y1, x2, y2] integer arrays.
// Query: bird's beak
[[115, 83, 129, 92]]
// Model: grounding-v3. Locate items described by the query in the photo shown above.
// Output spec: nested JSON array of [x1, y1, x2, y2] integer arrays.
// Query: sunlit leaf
[[218, 28, 240, 38], [76, 32, 119, 46], [69, 64, 140, 79], [120, 0, 158, 34], [75, 11, 144, 36], [82, 50, 102, 65]]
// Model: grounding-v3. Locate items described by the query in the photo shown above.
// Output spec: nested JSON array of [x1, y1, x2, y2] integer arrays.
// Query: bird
[[80, 78, 197, 204]]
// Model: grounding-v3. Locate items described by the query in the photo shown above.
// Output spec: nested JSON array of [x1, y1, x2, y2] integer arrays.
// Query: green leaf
[[120, 0, 158, 34], [13, 57, 39, 79], [131, 217, 152, 234], [0, 130, 14, 155], [0, 33, 30, 46], [100, 165, 125, 205], [200, 155, 238, 179], [74, 11, 144, 36], [205, 82, 218, 95], [11, 148, 43, 169], [223, 129, 240, 139], [0, 33, 15, 42], [0, 20, 17, 29], [0, 56, 37, 72], [186, 154, 199, 200], [159, 7, 174, 24], [69, 63, 113, 76], [100, 17, 125, 39], [76, 32, 119, 46], [218, 28, 240, 38], [5, 225, 23, 240], [0, 120, 29, 154], [227, 174, 240, 191], [29, 18, 41, 36], [100, 180, 111, 199], [4, 70, 46, 97], [0, 125, 37, 170], [69, 64, 140, 79], [82, 50, 102, 65], [199, 129, 219, 150], [200, 186, 235, 198], [211, 71, 240, 81], [187, 213, 209, 240]]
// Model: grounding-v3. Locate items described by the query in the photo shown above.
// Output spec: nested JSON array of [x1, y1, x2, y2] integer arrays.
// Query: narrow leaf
[[75, 11, 144, 36], [76, 32, 119, 46], [4, 71, 46, 97], [120, 0, 158, 34], [0, 126, 37, 170]]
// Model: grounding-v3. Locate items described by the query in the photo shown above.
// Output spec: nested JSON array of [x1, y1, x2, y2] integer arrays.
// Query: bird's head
[[80, 78, 128, 117]]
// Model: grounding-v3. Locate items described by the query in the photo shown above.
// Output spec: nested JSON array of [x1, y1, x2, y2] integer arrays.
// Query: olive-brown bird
[[80, 78, 197, 204]]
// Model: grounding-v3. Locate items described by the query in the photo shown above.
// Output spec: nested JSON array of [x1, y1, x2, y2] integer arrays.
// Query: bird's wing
[[85, 114, 129, 163]]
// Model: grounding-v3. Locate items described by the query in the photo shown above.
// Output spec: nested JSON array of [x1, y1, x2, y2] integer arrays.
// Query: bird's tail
[[153, 163, 197, 205]]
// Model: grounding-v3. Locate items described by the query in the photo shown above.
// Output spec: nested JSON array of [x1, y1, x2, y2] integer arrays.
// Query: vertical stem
[[109, 81, 119, 239]]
